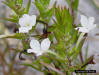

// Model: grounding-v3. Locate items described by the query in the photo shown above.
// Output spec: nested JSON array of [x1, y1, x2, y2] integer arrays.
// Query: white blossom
[[19, 14, 36, 33], [27, 38, 51, 56], [75, 15, 96, 33]]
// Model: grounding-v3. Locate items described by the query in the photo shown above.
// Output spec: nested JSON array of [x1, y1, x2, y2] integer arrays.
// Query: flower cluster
[[18, 14, 97, 57], [75, 15, 96, 33], [18, 14, 51, 56], [19, 14, 36, 33]]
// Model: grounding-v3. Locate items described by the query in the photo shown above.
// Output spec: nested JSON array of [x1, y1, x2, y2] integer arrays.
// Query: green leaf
[[75, 33, 85, 50], [72, 0, 79, 11], [35, 0, 50, 9], [26, 0, 31, 13], [54, 7, 73, 33], [65, 0, 79, 11], [65, 0, 71, 6], [48, 26, 56, 32], [3, 0, 26, 16], [80, 56, 93, 69], [0, 33, 27, 40], [84, 45, 88, 61], [18, 0, 23, 6], [34, 0, 54, 22], [2, 18, 18, 23], [21, 63, 41, 71], [3, 1, 17, 14], [22, 39, 29, 49], [40, 56, 52, 64], [29, 25, 36, 34], [71, 33, 85, 61]]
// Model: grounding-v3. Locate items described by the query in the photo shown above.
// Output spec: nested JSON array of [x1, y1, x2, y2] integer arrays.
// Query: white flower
[[75, 15, 96, 33], [19, 14, 36, 33], [27, 38, 51, 56]]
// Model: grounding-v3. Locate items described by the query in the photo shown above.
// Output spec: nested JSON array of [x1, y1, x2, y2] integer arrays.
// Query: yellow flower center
[[26, 23, 30, 26]]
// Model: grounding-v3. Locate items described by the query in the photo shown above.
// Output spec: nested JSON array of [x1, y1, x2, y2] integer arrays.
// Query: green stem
[[36, 19, 49, 27], [0, 34, 15, 38], [72, 32, 85, 61], [75, 32, 85, 50], [46, 50, 64, 60]]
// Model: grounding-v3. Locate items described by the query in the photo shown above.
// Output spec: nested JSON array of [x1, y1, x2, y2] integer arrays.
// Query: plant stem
[[75, 33, 85, 50], [46, 50, 64, 60], [36, 20, 49, 27], [79, 51, 84, 63], [40, 62, 66, 75]]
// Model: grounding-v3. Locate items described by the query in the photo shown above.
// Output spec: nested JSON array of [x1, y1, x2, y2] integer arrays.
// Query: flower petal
[[27, 26, 33, 30], [19, 14, 36, 28], [41, 38, 51, 51], [36, 52, 43, 56], [88, 17, 95, 26], [19, 27, 29, 33], [19, 14, 30, 27], [80, 15, 88, 27], [30, 39, 40, 51], [27, 49, 43, 56], [88, 24, 96, 31], [78, 27, 89, 33], [29, 15, 36, 26], [19, 18, 26, 27], [27, 49, 33, 53], [22, 14, 30, 18]]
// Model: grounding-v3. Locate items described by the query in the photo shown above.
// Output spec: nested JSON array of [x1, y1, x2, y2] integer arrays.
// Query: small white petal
[[27, 49, 43, 56], [36, 52, 43, 56], [41, 38, 51, 51], [28, 49, 43, 56], [88, 17, 95, 26], [31, 49, 42, 55], [27, 49, 33, 53], [88, 24, 96, 31], [22, 14, 30, 18], [80, 15, 88, 27], [19, 27, 29, 33], [78, 27, 89, 33], [19, 14, 36, 32], [19, 18, 26, 27], [75, 27, 89, 33], [29, 15, 36, 26], [30, 39, 41, 51], [19, 14, 30, 27]]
